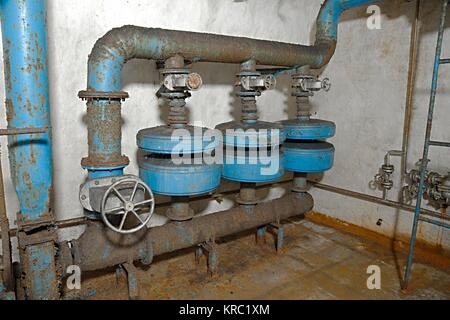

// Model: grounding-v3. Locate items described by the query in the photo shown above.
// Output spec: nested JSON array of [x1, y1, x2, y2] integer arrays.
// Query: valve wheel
[[101, 178, 155, 234]]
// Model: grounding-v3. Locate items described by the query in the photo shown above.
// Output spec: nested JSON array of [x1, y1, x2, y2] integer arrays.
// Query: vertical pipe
[[0, 0, 53, 223], [403, 0, 448, 289], [401, 0, 422, 175], [0, 149, 12, 291], [1, 0, 58, 300]]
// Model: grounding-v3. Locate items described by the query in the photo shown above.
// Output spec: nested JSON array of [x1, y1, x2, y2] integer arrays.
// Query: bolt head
[[187, 73, 203, 91]]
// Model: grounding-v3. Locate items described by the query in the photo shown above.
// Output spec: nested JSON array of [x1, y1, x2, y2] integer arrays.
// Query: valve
[[292, 75, 331, 95], [238, 74, 276, 92], [163, 72, 203, 92], [156, 56, 203, 126], [374, 164, 395, 192], [438, 173, 450, 204], [100, 178, 155, 234], [235, 60, 276, 123], [404, 166, 450, 207]]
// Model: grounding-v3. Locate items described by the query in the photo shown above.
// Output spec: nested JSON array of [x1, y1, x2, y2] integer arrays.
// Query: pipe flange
[[78, 90, 129, 101], [166, 207, 195, 222], [291, 185, 308, 193], [81, 155, 130, 169], [235, 195, 260, 206]]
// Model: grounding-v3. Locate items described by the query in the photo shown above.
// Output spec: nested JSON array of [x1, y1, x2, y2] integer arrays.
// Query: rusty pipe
[[80, 0, 379, 172], [59, 192, 313, 272], [87, 0, 381, 92]]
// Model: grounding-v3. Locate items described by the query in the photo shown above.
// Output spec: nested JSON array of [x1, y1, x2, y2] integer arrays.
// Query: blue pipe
[[317, 0, 380, 41], [0, 0, 53, 223]]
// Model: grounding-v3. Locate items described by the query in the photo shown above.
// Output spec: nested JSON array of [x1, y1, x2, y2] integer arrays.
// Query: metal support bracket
[[118, 262, 139, 300], [195, 241, 219, 277], [268, 223, 285, 252], [256, 226, 267, 245], [257, 223, 285, 253]]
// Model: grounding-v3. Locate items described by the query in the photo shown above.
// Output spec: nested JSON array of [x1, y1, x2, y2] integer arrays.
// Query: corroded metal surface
[[60, 193, 314, 272], [0, 0, 53, 224], [0, 0, 59, 300], [82, 100, 130, 169], [66, 217, 450, 300], [80, 0, 380, 172]]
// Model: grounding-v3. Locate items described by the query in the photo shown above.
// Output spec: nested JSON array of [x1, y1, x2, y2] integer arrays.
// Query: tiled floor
[[74, 218, 450, 300]]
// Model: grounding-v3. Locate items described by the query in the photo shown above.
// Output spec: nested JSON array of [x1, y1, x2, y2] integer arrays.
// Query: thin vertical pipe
[[401, 0, 422, 175]]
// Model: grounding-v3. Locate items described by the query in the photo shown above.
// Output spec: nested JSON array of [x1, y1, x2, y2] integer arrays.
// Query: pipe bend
[[82, 0, 380, 171], [86, 0, 379, 93]]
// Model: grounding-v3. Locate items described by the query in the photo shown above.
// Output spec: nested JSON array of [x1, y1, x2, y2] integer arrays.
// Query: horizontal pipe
[[429, 140, 450, 148], [87, 0, 379, 92], [311, 181, 450, 221], [0, 127, 48, 136], [418, 217, 450, 229], [5, 175, 448, 238], [59, 192, 313, 272]]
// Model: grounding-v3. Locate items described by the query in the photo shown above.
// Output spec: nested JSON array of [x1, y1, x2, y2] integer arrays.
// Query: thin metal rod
[[428, 140, 450, 147], [401, 0, 422, 176], [418, 216, 450, 229], [403, 0, 448, 290], [310, 182, 449, 221], [0, 127, 48, 136], [439, 58, 450, 64], [0, 149, 13, 290]]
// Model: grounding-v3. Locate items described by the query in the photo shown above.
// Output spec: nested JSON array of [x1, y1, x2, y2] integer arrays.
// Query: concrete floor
[[71, 217, 450, 300]]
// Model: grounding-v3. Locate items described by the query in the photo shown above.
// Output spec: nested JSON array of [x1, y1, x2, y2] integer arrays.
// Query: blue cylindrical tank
[[283, 141, 335, 173], [138, 152, 222, 196], [222, 149, 285, 183]]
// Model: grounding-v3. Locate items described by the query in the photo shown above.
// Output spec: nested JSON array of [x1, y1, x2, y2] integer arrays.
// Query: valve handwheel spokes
[[101, 178, 155, 234]]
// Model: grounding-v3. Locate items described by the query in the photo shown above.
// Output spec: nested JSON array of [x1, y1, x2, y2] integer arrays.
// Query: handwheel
[[100, 178, 155, 234]]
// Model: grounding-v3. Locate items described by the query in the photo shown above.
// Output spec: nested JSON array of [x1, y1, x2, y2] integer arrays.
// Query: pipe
[[401, 0, 422, 176], [403, 0, 449, 289], [80, 0, 379, 173], [0, 0, 53, 224], [0, 147, 12, 290], [0, 0, 58, 300], [311, 181, 450, 222], [59, 192, 313, 272]]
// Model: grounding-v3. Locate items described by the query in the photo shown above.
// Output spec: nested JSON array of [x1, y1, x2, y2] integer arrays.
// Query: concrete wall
[[0, 0, 448, 250]]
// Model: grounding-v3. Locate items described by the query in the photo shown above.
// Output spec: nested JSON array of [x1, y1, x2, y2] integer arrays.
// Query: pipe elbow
[[313, 0, 379, 69], [87, 25, 140, 92]]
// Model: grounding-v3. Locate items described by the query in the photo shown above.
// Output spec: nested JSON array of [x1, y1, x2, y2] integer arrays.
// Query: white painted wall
[[0, 0, 448, 250]]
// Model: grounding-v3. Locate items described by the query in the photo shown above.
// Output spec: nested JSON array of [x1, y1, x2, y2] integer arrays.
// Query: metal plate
[[137, 125, 219, 154], [279, 119, 336, 140], [222, 149, 285, 183], [283, 141, 335, 173], [216, 121, 286, 148], [79, 174, 145, 213], [138, 154, 222, 196]]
